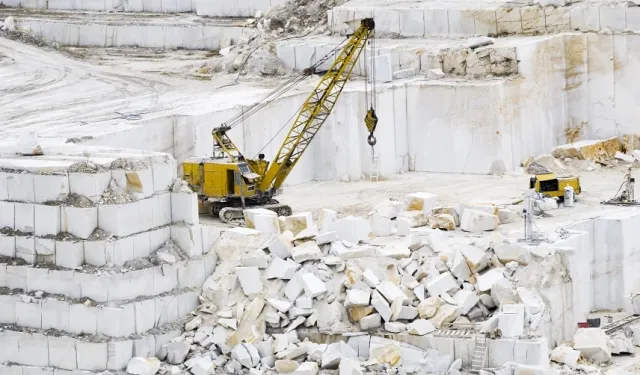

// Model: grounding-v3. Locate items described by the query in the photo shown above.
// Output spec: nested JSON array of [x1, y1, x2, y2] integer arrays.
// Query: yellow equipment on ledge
[[183, 18, 377, 223], [529, 173, 581, 200]]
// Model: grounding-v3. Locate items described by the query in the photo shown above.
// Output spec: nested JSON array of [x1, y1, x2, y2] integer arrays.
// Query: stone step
[[329, 0, 640, 38], [275, 35, 528, 80], [3, 0, 287, 17], [0, 8, 256, 50], [0, 326, 180, 371], [0, 253, 216, 302], [0, 288, 198, 337]]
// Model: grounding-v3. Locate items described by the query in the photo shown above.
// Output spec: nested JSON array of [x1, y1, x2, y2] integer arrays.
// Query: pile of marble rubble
[[122, 192, 578, 375]]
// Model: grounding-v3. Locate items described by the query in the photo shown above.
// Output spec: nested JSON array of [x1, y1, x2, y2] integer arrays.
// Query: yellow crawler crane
[[183, 18, 378, 223]]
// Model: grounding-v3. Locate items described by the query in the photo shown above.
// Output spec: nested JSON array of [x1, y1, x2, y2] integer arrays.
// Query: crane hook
[[367, 133, 377, 146]]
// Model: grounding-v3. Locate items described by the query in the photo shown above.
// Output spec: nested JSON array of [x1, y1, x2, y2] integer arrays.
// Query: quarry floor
[[202, 167, 640, 235]]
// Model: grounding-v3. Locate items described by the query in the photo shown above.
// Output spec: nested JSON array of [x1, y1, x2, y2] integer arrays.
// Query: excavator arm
[[258, 18, 377, 192]]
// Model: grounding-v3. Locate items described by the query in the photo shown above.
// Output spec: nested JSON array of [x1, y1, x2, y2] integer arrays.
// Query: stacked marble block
[[3, 0, 287, 16], [276, 37, 518, 81], [0, 151, 219, 372], [329, 2, 640, 38], [0, 0, 195, 11]]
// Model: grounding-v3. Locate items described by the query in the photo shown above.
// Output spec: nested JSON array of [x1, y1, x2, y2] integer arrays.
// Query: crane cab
[[183, 158, 262, 200]]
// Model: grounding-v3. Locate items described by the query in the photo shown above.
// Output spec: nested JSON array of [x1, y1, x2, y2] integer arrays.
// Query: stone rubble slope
[[194, 0, 343, 77], [123, 191, 585, 375]]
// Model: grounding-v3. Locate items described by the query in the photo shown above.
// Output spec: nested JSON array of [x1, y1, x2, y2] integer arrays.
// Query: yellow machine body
[[182, 159, 263, 200], [530, 173, 581, 198]]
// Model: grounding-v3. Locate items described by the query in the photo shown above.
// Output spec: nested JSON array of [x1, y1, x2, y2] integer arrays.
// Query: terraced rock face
[[0, 145, 220, 372]]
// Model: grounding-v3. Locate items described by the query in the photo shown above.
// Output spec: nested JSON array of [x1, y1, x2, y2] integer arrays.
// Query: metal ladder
[[470, 334, 488, 373], [369, 157, 381, 182]]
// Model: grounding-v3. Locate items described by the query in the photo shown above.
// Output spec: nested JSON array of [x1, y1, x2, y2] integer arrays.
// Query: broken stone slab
[[429, 303, 460, 328], [336, 216, 371, 244], [407, 319, 436, 335], [255, 337, 275, 358], [232, 343, 260, 368], [236, 267, 263, 296], [371, 291, 392, 322], [360, 313, 382, 329], [316, 231, 338, 245], [267, 298, 293, 313], [516, 287, 545, 315], [448, 250, 471, 281], [285, 271, 307, 300], [288, 306, 314, 318], [339, 358, 363, 375], [458, 244, 489, 272], [418, 296, 441, 319], [377, 281, 408, 304], [498, 208, 518, 224], [396, 217, 411, 235], [377, 244, 411, 259], [320, 209, 337, 233], [426, 272, 458, 296], [332, 242, 377, 259], [369, 341, 401, 367], [185, 316, 202, 331], [301, 273, 328, 298], [427, 230, 451, 253], [265, 257, 301, 280], [373, 199, 405, 219], [281, 212, 314, 235], [453, 290, 479, 315], [370, 213, 393, 237], [433, 214, 456, 231], [494, 243, 530, 265], [264, 232, 294, 259], [126, 357, 161, 375], [218, 318, 238, 330], [460, 209, 499, 232], [345, 289, 371, 307], [363, 268, 381, 287], [244, 208, 277, 229], [427, 69, 445, 79], [552, 138, 621, 162], [276, 344, 308, 360], [476, 268, 508, 292], [414, 285, 425, 301], [551, 344, 580, 368], [398, 210, 429, 228], [405, 192, 438, 214], [610, 337, 635, 355], [296, 297, 313, 309], [321, 341, 357, 369], [491, 278, 519, 307], [291, 241, 323, 263], [275, 359, 299, 373], [291, 362, 319, 375], [165, 341, 190, 365], [241, 249, 271, 269], [382, 321, 406, 334]]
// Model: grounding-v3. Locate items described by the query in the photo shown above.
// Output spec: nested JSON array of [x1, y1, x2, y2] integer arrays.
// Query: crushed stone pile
[[524, 134, 640, 175], [194, 0, 344, 78], [123, 192, 586, 375]]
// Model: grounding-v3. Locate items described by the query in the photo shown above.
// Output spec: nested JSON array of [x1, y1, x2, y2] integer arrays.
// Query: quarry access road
[[0, 36, 176, 136]]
